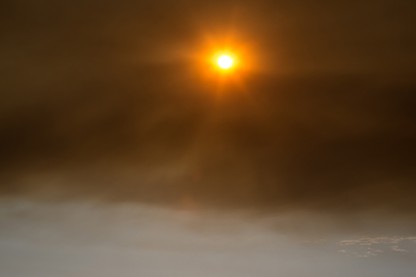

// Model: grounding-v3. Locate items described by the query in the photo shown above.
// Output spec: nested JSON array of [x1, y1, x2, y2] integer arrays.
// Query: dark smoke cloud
[[1, 0, 415, 213]]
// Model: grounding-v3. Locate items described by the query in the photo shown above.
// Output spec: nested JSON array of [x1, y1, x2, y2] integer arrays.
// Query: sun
[[217, 54, 234, 69]]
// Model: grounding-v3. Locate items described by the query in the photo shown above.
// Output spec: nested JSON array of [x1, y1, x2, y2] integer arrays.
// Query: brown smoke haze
[[0, 1, 416, 275]]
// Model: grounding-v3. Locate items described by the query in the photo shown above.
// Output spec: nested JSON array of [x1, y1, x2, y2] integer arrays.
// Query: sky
[[0, 0, 416, 276]]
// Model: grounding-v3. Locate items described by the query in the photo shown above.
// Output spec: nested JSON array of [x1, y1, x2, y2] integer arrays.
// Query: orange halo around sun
[[194, 42, 255, 93], [194, 35, 257, 81]]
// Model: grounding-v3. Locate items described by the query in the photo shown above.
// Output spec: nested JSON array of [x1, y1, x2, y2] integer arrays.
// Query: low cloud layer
[[0, 199, 415, 277]]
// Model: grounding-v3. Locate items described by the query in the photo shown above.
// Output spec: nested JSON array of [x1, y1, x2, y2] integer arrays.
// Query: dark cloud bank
[[1, 0, 416, 214]]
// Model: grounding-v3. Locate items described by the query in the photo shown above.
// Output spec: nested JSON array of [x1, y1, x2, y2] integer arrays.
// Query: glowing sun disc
[[217, 54, 234, 69]]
